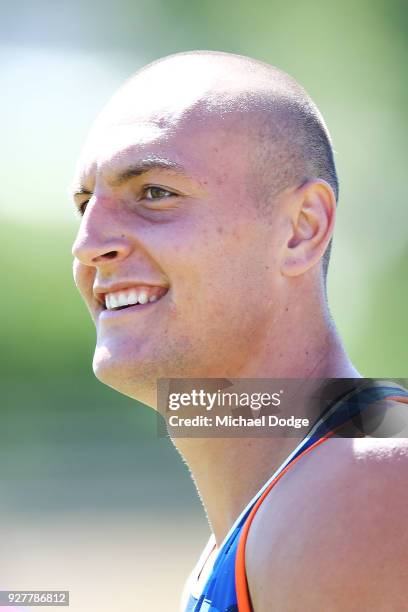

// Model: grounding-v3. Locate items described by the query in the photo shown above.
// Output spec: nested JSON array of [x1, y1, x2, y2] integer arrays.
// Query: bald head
[[92, 51, 337, 280]]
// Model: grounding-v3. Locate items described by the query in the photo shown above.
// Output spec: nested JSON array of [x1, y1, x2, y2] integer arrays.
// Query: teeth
[[128, 289, 138, 305], [104, 287, 166, 310], [138, 292, 148, 304], [110, 294, 119, 309], [117, 291, 128, 308]]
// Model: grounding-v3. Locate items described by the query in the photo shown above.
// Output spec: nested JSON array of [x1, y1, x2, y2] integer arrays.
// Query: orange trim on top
[[235, 430, 336, 612], [387, 396, 408, 404], [235, 394, 408, 611]]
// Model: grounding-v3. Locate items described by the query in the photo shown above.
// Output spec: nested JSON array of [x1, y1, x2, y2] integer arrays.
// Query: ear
[[281, 180, 336, 278]]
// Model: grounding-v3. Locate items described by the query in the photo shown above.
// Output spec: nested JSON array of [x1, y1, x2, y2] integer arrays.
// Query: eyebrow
[[72, 158, 187, 199], [114, 158, 186, 185]]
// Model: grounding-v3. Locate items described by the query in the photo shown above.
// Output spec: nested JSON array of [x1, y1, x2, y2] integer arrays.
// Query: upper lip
[[93, 281, 170, 306]]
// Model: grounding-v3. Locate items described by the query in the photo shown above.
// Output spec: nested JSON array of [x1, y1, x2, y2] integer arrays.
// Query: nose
[[71, 198, 132, 266]]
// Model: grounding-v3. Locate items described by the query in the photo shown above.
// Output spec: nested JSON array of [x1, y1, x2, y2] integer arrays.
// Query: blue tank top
[[184, 381, 408, 612]]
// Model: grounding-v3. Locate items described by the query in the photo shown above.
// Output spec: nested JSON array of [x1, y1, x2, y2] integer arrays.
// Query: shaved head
[[91, 51, 338, 280]]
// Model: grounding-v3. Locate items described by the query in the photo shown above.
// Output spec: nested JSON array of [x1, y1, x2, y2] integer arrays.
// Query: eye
[[77, 201, 89, 216], [145, 186, 174, 200]]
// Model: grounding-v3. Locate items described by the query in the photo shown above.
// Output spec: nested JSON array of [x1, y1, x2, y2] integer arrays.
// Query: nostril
[[93, 250, 118, 262]]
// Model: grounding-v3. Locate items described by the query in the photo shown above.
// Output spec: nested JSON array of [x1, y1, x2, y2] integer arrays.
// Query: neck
[[171, 320, 361, 545]]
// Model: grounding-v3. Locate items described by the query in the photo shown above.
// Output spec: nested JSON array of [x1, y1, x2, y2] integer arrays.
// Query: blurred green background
[[1, 0, 407, 610]]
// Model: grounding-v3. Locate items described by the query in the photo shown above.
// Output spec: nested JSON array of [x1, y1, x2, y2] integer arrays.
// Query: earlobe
[[281, 180, 336, 278]]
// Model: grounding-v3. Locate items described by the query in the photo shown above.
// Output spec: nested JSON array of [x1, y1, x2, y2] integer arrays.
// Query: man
[[71, 51, 408, 611]]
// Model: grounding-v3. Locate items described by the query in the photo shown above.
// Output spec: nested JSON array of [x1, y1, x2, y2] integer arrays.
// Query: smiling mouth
[[103, 286, 169, 311]]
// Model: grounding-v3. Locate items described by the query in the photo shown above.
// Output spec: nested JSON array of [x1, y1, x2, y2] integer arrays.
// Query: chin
[[91, 335, 217, 406], [92, 344, 158, 407]]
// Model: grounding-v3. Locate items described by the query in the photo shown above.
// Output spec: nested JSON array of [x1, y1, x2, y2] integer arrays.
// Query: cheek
[[171, 226, 264, 311]]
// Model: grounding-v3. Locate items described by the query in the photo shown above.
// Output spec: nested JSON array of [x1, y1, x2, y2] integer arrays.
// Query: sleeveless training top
[[183, 380, 408, 612]]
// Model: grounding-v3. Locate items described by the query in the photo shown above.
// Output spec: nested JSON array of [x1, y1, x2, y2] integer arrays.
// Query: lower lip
[[98, 292, 168, 320]]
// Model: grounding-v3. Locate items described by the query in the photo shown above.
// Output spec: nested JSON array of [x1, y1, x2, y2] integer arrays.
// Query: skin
[[71, 51, 407, 611], [246, 435, 408, 611]]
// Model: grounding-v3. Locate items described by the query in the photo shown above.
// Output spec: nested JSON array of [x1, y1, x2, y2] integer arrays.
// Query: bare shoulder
[[246, 436, 408, 612]]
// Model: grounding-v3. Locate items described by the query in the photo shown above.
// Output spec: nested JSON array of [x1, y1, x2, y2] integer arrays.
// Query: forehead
[[74, 103, 251, 191]]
